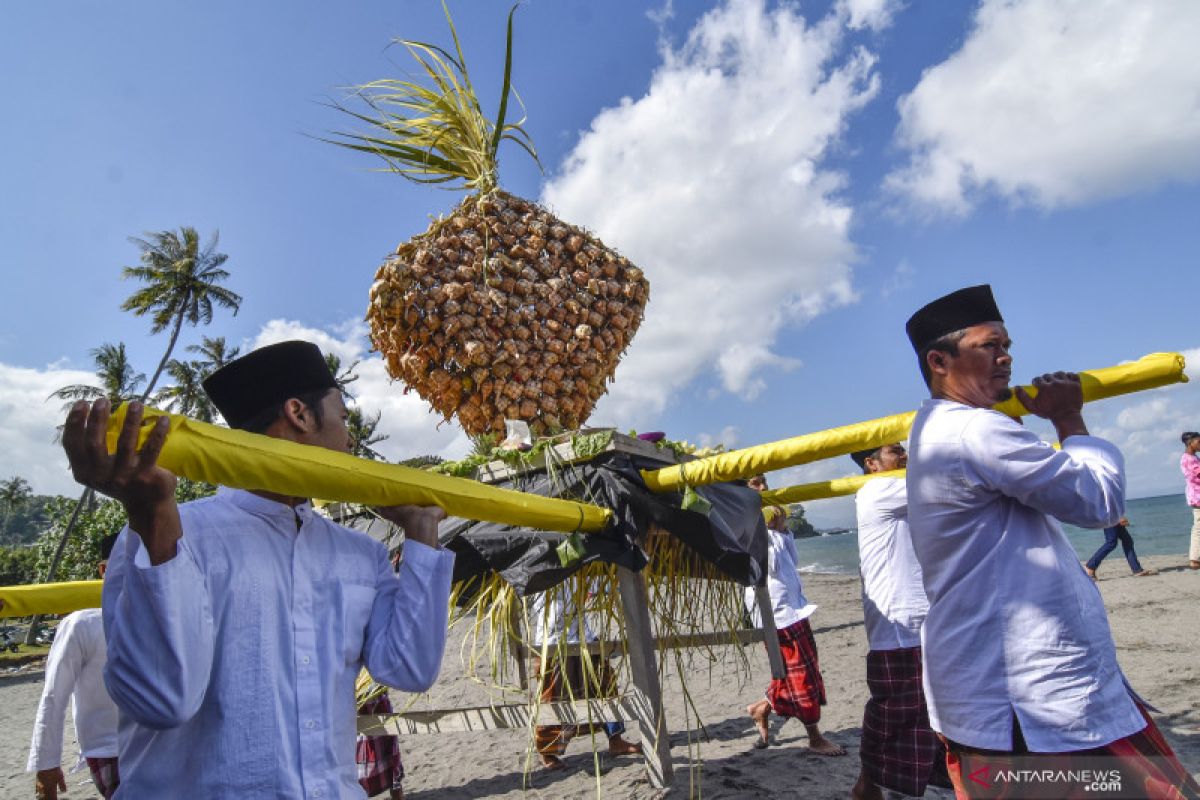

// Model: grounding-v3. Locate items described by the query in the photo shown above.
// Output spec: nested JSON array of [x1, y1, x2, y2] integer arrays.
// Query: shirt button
[[312, 790, 322, 798], [302, 655, 311, 665], [306, 719, 316, 729]]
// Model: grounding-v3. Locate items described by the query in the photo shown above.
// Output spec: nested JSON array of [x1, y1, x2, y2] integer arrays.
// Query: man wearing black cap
[[850, 444, 948, 800], [1180, 431, 1200, 569], [61, 340, 454, 799], [903, 286, 1198, 797]]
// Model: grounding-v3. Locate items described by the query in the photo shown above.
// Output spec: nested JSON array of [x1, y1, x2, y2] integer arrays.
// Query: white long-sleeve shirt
[[855, 477, 928, 651], [907, 400, 1143, 752], [529, 580, 597, 646], [744, 528, 817, 630], [27, 608, 118, 772], [102, 488, 455, 799]]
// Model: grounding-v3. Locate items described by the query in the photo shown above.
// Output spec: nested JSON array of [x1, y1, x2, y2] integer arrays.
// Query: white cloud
[[887, 0, 1200, 214], [0, 322, 471, 498], [249, 320, 471, 463], [542, 0, 880, 427], [880, 258, 915, 297], [0, 362, 97, 497], [839, 0, 902, 32], [696, 425, 741, 451], [1181, 347, 1200, 381]]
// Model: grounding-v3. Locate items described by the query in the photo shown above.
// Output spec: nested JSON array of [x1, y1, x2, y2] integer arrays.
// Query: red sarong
[[356, 693, 404, 797], [85, 756, 120, 799], [764, 618, 825, 724], [943, 706, 1200, 799], [860, 646, 950, 796]]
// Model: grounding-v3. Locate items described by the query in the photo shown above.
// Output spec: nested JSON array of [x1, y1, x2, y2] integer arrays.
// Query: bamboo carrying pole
[[640, 352, 1188, 494], [103, 405, 613, 534]]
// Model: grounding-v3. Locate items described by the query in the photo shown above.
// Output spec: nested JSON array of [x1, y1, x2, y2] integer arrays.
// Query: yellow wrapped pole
[[760, 470, 904, 506], [642, 352, 1188, 494], [0, 580, 102, 618], [104, 406, 612, 534]]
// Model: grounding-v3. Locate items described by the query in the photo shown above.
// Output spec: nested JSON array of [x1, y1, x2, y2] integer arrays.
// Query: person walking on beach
[[528, 579, 643, 771], [1084, 517, 1156, 579], [849, 445, 949, 800], [28, 534, 120, 800], [1180, 431, 1200, 569], [904, 285, 1199, 799], [61, 340, 455, 798], [745, 505, 846, 756]]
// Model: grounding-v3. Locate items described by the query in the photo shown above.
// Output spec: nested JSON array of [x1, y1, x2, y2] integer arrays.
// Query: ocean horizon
[[797, 492, 1193, 575]]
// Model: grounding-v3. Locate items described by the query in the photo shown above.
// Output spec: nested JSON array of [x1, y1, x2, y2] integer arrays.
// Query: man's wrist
[[127, 499, 182, 565], [1052, 413, 1088, 442]]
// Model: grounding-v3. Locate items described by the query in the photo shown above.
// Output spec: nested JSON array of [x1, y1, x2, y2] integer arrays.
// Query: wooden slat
[[617, 566, 674, 789], [357, 694, 649, 736], [755, 586, 787, 680]]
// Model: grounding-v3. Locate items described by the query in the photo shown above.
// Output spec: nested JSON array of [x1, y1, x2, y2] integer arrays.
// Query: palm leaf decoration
[[326, 2, 649, 437]]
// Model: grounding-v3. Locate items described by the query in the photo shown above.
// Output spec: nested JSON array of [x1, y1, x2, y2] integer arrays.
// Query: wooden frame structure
[[351, 433, 787, 791]]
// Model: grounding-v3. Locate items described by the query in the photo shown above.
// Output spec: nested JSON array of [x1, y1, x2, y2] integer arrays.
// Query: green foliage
[[1, 493, 53, 546], [32, 479, 217, 583], [398, 454, 444, 469], [48, 342, 146, 411], [0, 545, 39, 585], [784, 503, 818, 538]]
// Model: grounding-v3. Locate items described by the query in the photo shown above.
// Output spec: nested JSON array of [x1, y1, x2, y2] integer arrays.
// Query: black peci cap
[[202, 340, 338, 429], [905, 284, 1003, 355]]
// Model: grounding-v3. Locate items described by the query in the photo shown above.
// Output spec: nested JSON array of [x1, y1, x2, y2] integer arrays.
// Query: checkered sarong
[[943, 705, 1200, 799], [356, 693, 404, 797], [860, 647, 950, 796], [85, 756, 120, 799], [765, 618, 825, 724]]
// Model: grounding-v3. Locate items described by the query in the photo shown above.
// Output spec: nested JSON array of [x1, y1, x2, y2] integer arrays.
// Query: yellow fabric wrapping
[[643, 352, 1188, 493], [760, 470, 904, 505], [104, 406, 612, 534], [0, 580, 102, 618]]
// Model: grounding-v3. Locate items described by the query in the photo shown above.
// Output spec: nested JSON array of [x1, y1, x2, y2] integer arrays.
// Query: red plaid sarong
[[356, 693, 404, 797], [85, 756, 120, 799], [764, 618, 825, 724], [533, 654, 621, 756], [860, 647, 950, 797], [943, 705, 1200, 799]]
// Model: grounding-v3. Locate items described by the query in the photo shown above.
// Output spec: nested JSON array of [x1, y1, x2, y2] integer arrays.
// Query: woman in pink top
[[1181, 431, 1200, 568]]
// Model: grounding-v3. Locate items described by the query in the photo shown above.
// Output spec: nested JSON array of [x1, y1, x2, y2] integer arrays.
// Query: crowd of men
[[30, 285, 1200, 798]]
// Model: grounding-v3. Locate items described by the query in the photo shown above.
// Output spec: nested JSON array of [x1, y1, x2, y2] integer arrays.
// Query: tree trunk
[[25, 487, 94, 645], [142, 311, 185, 401]]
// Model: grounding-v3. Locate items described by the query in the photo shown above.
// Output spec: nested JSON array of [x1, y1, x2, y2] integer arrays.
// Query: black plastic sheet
[[437, 451, 768, 596]]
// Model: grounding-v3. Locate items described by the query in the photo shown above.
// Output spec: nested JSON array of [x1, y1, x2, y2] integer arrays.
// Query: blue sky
[[2, 0, 1198, 528]]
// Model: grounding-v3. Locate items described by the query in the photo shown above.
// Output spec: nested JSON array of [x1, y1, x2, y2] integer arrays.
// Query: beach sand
[[1, 553, 1197, 799]]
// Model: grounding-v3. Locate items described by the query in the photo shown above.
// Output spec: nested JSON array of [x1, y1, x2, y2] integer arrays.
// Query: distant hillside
[[1, 494, 57, 546]]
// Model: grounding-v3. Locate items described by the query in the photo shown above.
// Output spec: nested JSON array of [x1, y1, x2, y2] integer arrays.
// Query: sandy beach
[[1, 553, 1197, 799]]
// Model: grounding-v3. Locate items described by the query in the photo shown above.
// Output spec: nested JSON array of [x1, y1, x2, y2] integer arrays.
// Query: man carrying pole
[[61, 340, 454, 798], [904, 285, 1198, 798], [849, 444, 948, 799]]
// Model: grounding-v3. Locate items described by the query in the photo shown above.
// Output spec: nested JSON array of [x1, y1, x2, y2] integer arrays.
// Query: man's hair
[[238, 387, 333, 434], [917, 329, 968, 388], [1183, 431, 1200, 446], [99, 533, 120, 561], [850, 448, 879, 474]]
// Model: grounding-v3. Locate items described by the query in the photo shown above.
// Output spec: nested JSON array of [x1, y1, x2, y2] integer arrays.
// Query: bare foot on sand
[[804, 725, 847, 756], [747, 700, 771, 747], [608, 735, 643, 757], [540, 754, 568, 771], [1084, 566, 1097, 580]]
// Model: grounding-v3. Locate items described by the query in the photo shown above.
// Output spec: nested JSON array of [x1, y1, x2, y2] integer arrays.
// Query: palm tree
[[121, 227, 242, 397], [154, 359, 215, 421], [324, 353, 360, 399], [49, 342, 146, 412], [0, 476, 32, 539], [187, 335, 240, 376], [347, 407, 389, 460]]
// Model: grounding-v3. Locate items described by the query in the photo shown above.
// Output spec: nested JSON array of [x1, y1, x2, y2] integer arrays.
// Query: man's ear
[[280, 398, 311, 432], [927, 349, 949, 377]]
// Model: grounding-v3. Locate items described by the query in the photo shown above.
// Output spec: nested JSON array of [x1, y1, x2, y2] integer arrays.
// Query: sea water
[[794, 493, 1194, 575]]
